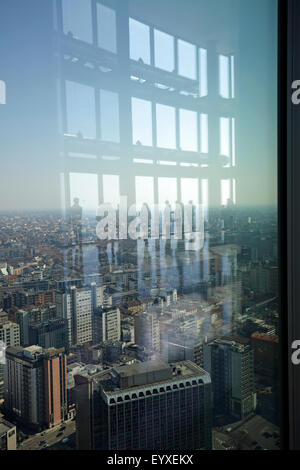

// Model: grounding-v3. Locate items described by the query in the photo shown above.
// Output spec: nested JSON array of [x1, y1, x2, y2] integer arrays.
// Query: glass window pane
[[97, 3, 117, 53], [154, 29, 174, 72], [103, 174, 120, 208], [199, 48, 208, 97], [219, 55, 230, 98], [132, 98, 152, 146], [158, 177, 177, 208], [220, 117, 230, 157], [201, 179, 208, 207], [62, 0, 92, 44], [100, 90, 120, 142], [231, 117, 236, 166], [180, 109, 198, 151], [129, 18, 150, 64], [231, 55, 235, 98], [200, 113, 208, 153], [66, 81, 96, 139], [135, 176, 154, 209], [69, 173, 98, 211], [178, 39, 196, 80], [156, 104, 176, 149], [221, 179, 231, 206], [181, 178, 199, 205]]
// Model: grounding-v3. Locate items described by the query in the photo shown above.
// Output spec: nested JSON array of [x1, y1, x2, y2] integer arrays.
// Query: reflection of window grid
[[99, 90, 120, 142], [220, 117, 236, 167], [219, 54, 235, 99], [132, 98, 153, 146], [65, 81, 96, 138], [179, 109, 198, 152], [129, 18, 150, 64], [59, 3, 237, 209], [221, 179, 236, 206], [156, 104, 176, 149], [154, 29, 175, 72], [69, 172, 98, 210], [135, 176, 154, 208], [158, 177, 177, 208], [103, 175, 120, 208], [178, 39, 196, 80], [181, 178, 199, 205], [97, 3, 117, 53], [62, 0, 93, 44]]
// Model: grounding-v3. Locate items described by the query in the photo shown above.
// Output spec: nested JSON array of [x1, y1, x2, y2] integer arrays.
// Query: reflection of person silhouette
[[174, 200, 185, 249], [140, 202, 151, 248], [70, 197, 83, 245], [162, 200, 172, 253], [68, 198, 83, 276]]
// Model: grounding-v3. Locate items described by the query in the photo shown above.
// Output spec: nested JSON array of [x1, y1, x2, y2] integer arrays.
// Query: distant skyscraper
[[56, 286, 92, 346], [75, 360, 212, 450], [92, 306, 121, 344], [5, 346, 67, 429], [134, 312, 160, 352], [0, 321, 20, 348], [29, 318, 68, 350], [0, 321, 20, 400], [203, 337, 255, 424]]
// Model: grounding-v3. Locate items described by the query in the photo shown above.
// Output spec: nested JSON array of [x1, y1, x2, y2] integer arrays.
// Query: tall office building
[[0, 321, 20, 400], [4, 346, 67, 429], [29, 318, 68, 350], [91, 282, 112, 308], [0, 321, 20, 348], [134, 312, 160, 352], [75, 360, 212, 450], [92, 306, 121, 344], [56, 286, 92, 346], [203, 337, 255, 424]]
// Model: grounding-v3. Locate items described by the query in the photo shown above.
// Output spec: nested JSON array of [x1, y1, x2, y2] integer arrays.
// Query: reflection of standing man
[[162, 200, 171, 253], [70, 197, 83, 245]]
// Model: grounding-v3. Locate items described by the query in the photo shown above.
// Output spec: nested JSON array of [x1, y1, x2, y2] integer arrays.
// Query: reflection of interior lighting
[[99, 66, 112, 73], [102, 156, 120, 161], [133, 159, 153, 164], [157, 161, 177, 166], [84, 62, 94, 69], [155, 83, 168, 89], [180, 163, 199, 167]]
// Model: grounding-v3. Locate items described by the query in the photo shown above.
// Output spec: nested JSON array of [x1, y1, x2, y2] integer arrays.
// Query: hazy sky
[[0, 0, 277, 211]]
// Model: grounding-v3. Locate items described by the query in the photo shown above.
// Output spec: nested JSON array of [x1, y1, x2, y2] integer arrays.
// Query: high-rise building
[[0, 321, 20, 400], [203, 337, 255, 424], [56, 286, 92, 346], [92, 306, 121, 344], [134, 312, 160, 352], [16, 306, 57, 347], [0, 321, 20, 348], [4, 346, 67, 429], [75, 360, 212, 450], [29, 318, 68, 350]]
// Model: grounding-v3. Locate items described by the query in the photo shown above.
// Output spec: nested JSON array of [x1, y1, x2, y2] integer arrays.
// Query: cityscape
[[0, 205, 279, 450], [0, 0, 278, 452]]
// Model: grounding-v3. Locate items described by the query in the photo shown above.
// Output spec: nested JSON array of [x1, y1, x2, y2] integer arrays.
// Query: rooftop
[[0, 418, 15, 437]]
